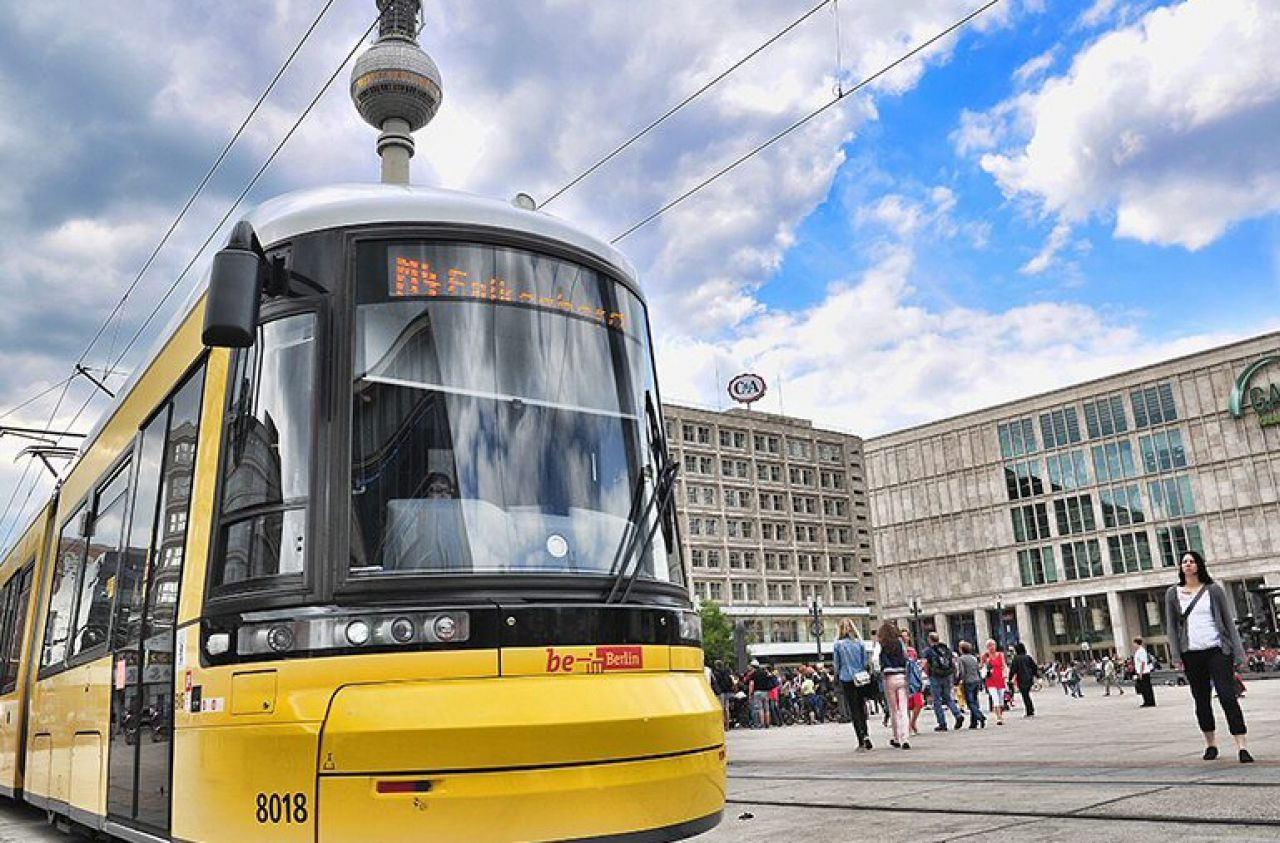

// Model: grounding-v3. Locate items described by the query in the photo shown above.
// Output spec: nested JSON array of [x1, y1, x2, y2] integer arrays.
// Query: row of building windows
[[683, 484, 853, 518], [674, 423, 851, 464], [999, 381, 1180, 459], [1011, 477, 1197, 544], [686, 517, 856, 544], [680, 455, 855, 488], [1005, 431, 1188, 500], [1017, 523, 1204, 587], [689, 548, 865, 574], [691, 579, 867, 605]]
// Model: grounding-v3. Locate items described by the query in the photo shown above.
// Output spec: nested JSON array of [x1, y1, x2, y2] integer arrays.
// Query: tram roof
[[248, 183, 639, 288], [67, 182, 642, 484]]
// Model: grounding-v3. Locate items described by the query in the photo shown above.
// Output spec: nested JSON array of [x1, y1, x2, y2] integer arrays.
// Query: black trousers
[[1136, 674, 1156, 706], [1019, 686, 1035, 716], [1182, 647, 1247, 736], [840, 680, 869, 742]]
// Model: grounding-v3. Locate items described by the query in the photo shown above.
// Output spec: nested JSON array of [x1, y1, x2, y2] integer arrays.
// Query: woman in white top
[[1163, 551, 1252, 763]]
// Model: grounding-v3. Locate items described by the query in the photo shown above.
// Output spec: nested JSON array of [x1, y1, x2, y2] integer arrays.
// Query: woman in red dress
[[981, 638, 1007, 725]]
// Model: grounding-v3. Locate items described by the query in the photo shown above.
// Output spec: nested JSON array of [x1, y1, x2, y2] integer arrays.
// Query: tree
[[699, 600, 734, 666]]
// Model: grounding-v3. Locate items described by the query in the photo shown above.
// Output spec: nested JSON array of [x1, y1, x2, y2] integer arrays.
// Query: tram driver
[[384, 470, 473, 572]]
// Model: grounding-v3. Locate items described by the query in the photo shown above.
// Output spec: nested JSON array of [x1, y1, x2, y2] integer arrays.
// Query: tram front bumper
[[315, 671, 725, 842]]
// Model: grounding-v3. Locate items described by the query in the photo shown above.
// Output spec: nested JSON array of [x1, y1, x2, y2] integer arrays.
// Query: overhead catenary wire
[[539, 0, 834, 209], [0, 9, 381, 553], [91, 0, 341, 376], [611, 0, 1003, 244]]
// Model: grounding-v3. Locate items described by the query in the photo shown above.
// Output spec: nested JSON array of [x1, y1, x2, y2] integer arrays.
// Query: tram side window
[[70, 464, 131, 659], [213, 314, 315, 590], [0, 566, 33, 694], [43, 506, 88, 668]]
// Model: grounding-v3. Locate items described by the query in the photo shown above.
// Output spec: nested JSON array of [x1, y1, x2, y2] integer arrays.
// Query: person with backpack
[[922, 632, 964, 731], [1164, 551, 1253, 763], [1011, 642, 1040, 717]]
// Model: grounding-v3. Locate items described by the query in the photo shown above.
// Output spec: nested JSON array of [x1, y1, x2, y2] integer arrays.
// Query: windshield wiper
[[604, 393, 680, 604]]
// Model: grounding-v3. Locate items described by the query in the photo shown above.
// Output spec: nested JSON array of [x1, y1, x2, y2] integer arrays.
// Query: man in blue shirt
[[922, 632, 964, 731]]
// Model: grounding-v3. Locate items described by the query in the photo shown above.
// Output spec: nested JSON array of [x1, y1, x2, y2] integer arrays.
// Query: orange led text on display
[[393, 257, 626, 329]]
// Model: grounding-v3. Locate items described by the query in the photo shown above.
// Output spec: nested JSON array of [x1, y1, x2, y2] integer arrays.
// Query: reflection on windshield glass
[[350, 241, 678, 586]]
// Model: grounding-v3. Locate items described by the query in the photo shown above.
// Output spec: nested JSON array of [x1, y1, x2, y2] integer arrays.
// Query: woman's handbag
[[852, 669, 871, 687]]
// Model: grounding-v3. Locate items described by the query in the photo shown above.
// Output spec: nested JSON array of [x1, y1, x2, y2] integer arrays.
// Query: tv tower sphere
[[350, 0, 442, 183]]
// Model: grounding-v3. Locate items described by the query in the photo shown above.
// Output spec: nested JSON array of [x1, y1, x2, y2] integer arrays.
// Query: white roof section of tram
[[248, 183, 640, 290]]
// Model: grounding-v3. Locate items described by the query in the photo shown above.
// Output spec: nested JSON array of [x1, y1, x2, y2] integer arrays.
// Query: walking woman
[[981, 639, 1007, 725], [834, 619, 873, 750], [878, 622, 912, 750], [1011, 643, 1039, 717], [1165, 551, 1253, 763]]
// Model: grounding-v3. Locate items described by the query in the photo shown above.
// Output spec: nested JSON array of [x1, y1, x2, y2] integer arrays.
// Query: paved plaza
[[698, 676, 1280, 842], [0, 678, 1278, 841]]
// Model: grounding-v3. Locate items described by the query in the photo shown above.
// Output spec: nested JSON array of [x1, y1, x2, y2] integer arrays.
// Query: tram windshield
[[349, 240, 679, 587]]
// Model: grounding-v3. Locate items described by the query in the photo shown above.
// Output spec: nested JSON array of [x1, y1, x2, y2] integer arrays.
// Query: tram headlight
[[266, 625, 295, 653], [390, 617, 415, 643], [205, 632, 231, 657], [345, 620, 372, 646], [432, 615, 458, 642]]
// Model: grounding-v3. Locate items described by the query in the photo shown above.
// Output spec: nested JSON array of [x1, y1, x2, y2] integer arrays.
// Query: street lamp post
[[909, 596, 922, 652], [1070, 595, 1089, 659], [809, 596, 824, 666], [994, 594, 1004, 649]]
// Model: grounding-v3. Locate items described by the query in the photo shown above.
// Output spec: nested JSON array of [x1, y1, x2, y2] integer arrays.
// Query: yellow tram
[[0, 3, 725, 840]]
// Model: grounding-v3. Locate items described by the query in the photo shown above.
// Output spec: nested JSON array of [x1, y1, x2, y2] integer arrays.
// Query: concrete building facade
[[865, 333, 1280, 667], [663, 403, 876, 661]]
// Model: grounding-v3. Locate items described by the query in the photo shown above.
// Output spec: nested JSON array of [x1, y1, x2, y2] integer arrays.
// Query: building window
[[708, 582, 723, 601], [1100, 485, 1145, 528], [1156, 523, 1204, 566], [1139, 430, 1187, 473], [1108, 532, 1154, 574], [753, 434, 779, 454], [786, 439, 813, 460], [817, 443, 843, 463], [1061, 539, 1104, 580], [1039, 407, 1082, 450], [997, 418, 1038, 459], [1132, 383, 1178, 428], [690, 549, 706, 568], [1011, 503, 1051, 543], [1091, 441, 1139, 483], [1018, 546, 1058, 587], [1054, 495, 1096, 535], [1045, 450, 1090, 491], [1148, 476, 1196, 520], [1083, 395, 1128, 439], [1004, 460, 1045, 501]]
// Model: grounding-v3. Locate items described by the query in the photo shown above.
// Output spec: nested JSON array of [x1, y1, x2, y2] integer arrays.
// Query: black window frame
[[205, 303, 324, 609], [0, 563, 34, 695], [331, 224, 687, 607]]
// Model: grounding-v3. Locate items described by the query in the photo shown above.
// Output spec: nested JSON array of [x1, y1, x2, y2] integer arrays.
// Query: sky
[[0, 0, 1277, 547]]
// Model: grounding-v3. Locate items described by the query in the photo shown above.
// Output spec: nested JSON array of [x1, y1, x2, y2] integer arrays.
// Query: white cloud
[[1012, 47, 1055, 85], [660, 242, 1276, 435], [975, 0, 1280, 250], [1021, 220, 1072, 275]]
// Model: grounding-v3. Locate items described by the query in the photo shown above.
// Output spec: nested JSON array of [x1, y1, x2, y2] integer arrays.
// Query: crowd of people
[[709, 551, 1258, 764]]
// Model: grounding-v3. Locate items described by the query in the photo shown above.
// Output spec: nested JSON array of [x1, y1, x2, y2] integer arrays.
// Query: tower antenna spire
[[350, 0, 443, 184]]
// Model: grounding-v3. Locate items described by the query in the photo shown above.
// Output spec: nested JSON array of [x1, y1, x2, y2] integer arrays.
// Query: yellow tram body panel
[[22, 301, 225, 823], [318, 747, 725, 843], [169, 644, 723, 842], [0, 507, 52, 797]]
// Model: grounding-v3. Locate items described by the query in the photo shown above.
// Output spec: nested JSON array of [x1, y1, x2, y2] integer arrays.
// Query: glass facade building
[[866, 333, 1280, 666]]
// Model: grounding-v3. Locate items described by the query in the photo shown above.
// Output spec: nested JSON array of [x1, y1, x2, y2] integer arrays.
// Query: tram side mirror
[[203, 221, 267, 348]]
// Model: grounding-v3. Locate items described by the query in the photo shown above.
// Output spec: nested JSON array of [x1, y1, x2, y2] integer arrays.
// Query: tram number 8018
[[255, 792, 309, 824]]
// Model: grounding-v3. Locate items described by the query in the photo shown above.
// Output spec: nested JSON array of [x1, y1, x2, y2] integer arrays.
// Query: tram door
[[106, 369, 204, 833]]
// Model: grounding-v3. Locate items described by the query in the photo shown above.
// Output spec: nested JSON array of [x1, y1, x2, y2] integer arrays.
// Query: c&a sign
[[1229, 354, 1280, 428]]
